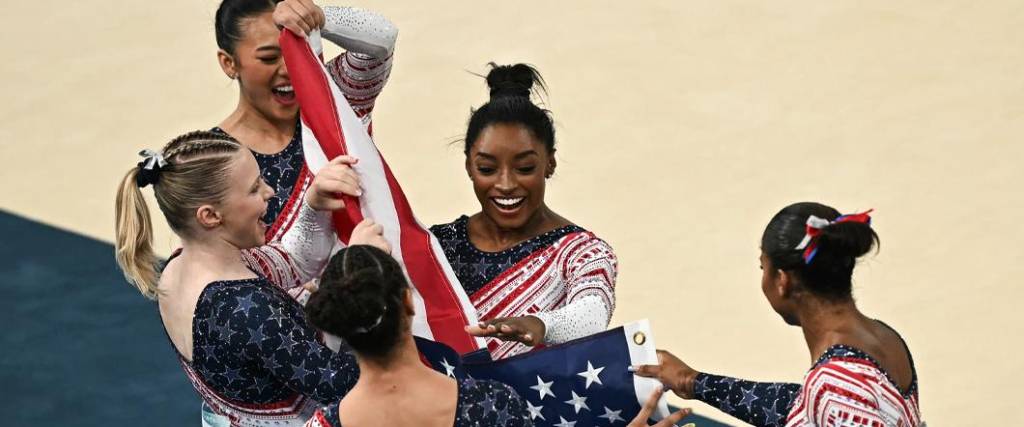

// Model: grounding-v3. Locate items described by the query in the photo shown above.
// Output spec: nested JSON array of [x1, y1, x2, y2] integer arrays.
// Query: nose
[[495, 169, 517, 193], [278, 59, 290, 79], [260, 180, 274, 200]]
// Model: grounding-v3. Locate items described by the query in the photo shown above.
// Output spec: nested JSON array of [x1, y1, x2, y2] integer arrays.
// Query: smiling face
[[218, 12, 297, 124], [214, 150, 274, 249], [466, 123, 555, 231]]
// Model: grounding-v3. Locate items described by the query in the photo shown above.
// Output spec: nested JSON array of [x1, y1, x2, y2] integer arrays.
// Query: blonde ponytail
[[114, 166, 160, 299], [113, 131, 243, 300]]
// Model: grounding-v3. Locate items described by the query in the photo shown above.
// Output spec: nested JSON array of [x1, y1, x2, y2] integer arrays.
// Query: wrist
[[682, 371, 701, 398], [523, 315, 547, 345]]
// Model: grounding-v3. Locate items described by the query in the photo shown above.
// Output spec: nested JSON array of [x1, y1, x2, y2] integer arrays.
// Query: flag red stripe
[[379, 155, 479, 353]]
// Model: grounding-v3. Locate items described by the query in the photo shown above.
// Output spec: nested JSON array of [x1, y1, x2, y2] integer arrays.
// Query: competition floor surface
[[3, 0, 1023, 424]]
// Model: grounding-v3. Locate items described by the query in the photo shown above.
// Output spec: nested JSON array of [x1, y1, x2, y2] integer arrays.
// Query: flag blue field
[[418, 323, 732, 427]]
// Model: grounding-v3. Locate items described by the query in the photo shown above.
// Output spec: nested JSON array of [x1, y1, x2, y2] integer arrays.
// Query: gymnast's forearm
[[321, 5, 397, 59], [692, 372, 801, 427], [276, 199, 337, 284], [533, 294, 610, 344]]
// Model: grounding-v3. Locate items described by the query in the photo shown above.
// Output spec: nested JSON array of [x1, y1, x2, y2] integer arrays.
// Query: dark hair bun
[[306, 269, 387, 336], [305, 245, 409, 358], [486, 63, 544, 99], [817, 221, 878, 261]]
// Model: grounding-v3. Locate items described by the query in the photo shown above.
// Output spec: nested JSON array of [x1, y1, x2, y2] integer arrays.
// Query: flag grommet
[[632, 331, 646, 345]]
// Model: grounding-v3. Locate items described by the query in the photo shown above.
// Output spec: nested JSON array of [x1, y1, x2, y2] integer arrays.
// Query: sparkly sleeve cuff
[[276, 200, 337, 284], [321, 6, 396, 119], [321, 6, 397, 58], [532, 294, 610, 344]]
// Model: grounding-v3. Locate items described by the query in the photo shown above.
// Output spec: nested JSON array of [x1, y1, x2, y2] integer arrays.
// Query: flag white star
[[530, 375, 555, 400], [440, 358, 455, 377], [599, 406, 625, 423], [554, 416, 577, 427], [577, 361, 606, 389], [564, 390, 590, 413], [526, 400, 545, 420]]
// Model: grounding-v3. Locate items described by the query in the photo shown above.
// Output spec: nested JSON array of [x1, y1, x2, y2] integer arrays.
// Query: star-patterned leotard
[[181, 278, 358, 405]]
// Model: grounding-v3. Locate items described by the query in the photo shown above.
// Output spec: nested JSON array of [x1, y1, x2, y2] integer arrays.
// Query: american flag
[[279, 30, 484, 355], [414, 320, 676, 427]]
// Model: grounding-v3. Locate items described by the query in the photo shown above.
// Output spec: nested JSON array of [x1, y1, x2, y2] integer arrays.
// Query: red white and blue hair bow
[[794, 209, 873, 264]]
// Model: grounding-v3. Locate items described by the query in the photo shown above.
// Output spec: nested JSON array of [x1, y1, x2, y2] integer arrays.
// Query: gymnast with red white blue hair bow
[[633, 202, 924, 427]]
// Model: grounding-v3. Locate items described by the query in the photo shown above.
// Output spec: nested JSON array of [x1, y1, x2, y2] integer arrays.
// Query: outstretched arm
[[634, 350, 800, 427]]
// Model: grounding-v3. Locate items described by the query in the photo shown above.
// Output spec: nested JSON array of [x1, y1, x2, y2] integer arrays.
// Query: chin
[[486, 211, 529, 231], [779, 312, 800, 326], [272, 104, 299, 120]]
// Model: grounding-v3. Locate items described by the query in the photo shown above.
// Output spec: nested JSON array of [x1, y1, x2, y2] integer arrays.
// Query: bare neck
[[172, 235, 253, 282], [353, 333, 437, 388], [795, 297, 868, 362], [471, 205, 567, 250], [219, 97, 295, 153]]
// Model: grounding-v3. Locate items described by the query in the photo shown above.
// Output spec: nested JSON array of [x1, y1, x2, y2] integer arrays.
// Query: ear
[[545, 153, 557, 178], [402, 288, 415, 316], [777, 269, 795, 298], [195, 204, 223, 229], [217, 49, 238, 80], [464, 156, 473, 180]]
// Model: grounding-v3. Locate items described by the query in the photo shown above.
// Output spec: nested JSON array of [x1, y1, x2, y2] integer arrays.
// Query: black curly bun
[[761, 202, 880, 301], [305, 245, 409, 358], [486, 63, 544, 99], [464, 63, 556, 155]]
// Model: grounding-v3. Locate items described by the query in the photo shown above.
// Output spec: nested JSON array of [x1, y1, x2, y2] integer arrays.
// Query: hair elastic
[[794, 209, 873, 264]]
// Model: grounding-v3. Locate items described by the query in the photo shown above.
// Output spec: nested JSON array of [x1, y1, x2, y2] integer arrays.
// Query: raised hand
[[627, 388, 693, 427], [349, 219, 390, 254], [464, 315, 546, 346], [632, 349, 700, 399], [273, 0, 326, 37], [306, 155, 361, 211]]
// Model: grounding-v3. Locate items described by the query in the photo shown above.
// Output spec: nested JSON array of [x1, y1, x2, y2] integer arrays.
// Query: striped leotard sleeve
[[533, 236, 617, 344], [787, 360, 895, 426], [321, 6, 396, 119]]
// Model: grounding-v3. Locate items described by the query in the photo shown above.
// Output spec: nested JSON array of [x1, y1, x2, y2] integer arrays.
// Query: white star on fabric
[[440, 358, 455, 377], [577, 361, 605, 389], [530, 375, 555, 400], [554, 416, 577, 427], [526, 400, 545, 420], [599, 406, 625, 423], [564, 390, 590, 413]]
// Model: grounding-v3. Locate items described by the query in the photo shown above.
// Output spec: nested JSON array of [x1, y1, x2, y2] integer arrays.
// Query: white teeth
[[493, 197, 524, 207], [274, 85, 294, 93]]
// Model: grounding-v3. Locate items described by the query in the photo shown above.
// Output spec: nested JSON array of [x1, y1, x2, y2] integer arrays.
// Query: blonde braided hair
[[114, 130, 246, 299]]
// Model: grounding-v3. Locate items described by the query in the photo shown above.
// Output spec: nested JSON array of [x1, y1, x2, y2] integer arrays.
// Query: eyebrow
[[474, 150, 539, 160], [250, 176, 262, 190], [256, 45, 281, 52]]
